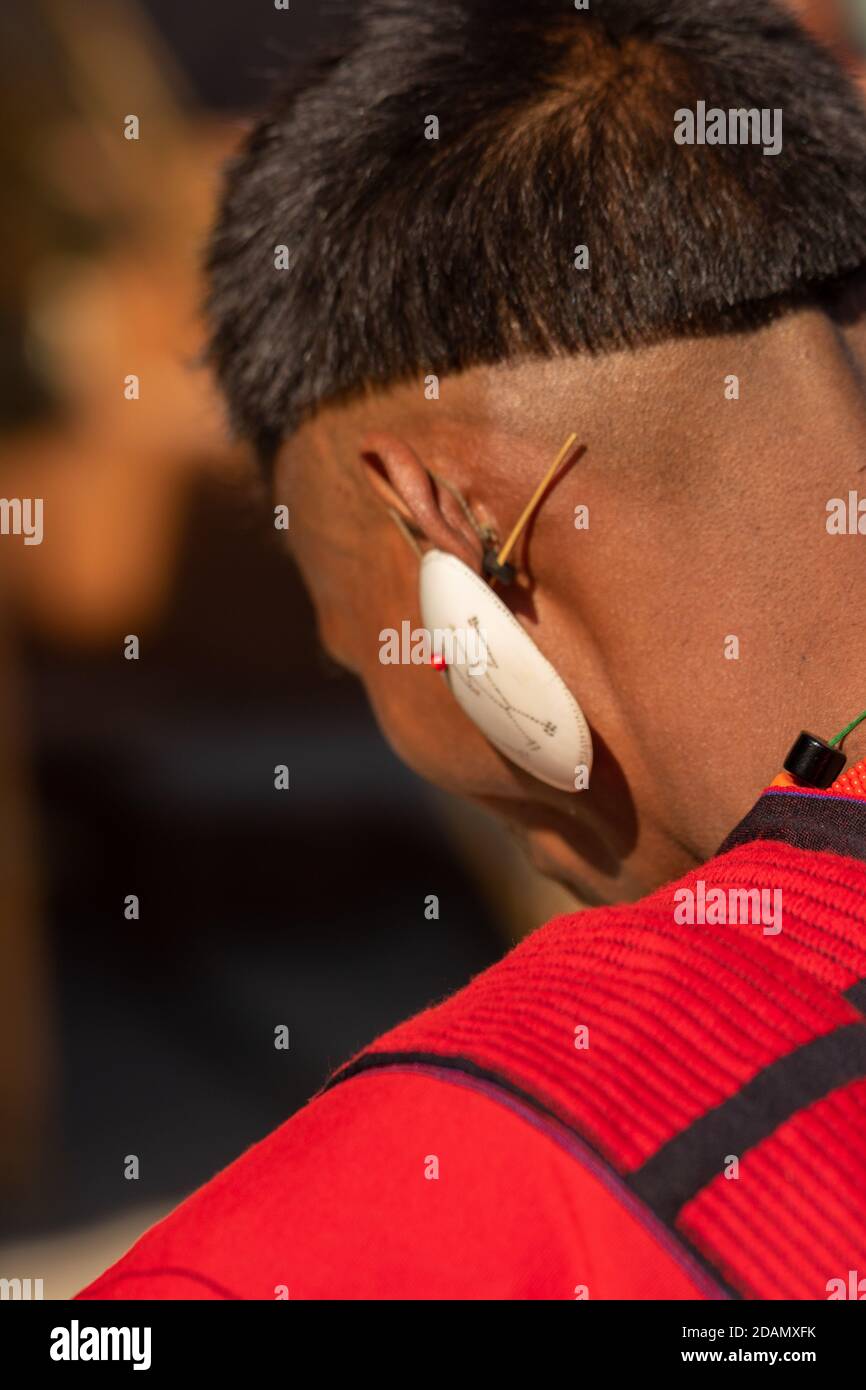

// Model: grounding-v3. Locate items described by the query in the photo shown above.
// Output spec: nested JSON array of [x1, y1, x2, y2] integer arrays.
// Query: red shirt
[[78, 778, 866, 1300]]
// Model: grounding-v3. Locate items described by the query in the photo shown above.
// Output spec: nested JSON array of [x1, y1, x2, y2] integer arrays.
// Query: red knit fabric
[[680, 1078, 866, 1299], [330, 835, 866, 1297], [351, 839, 866, 1159], [76, 790, 866, 1301]]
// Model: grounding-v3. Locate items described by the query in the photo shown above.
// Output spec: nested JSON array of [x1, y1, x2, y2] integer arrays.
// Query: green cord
[[829, 707, 866, 747]]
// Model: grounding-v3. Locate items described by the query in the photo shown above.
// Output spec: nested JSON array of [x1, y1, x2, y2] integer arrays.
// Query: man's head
[[206, 0, 866, 903]]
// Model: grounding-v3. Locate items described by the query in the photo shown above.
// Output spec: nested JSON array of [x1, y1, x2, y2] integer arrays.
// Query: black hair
[[205, 0, 866, 460]]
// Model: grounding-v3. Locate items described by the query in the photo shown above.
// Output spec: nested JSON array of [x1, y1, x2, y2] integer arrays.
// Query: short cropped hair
[[205, 0, 866, 460]]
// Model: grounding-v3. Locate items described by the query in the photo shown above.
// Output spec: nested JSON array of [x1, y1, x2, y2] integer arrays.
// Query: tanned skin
[[276, 281, 866, 908]]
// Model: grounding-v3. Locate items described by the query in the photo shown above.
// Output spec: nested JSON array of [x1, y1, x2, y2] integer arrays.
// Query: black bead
[[783, 731, 846, 789], [482, 549, 516, 585]]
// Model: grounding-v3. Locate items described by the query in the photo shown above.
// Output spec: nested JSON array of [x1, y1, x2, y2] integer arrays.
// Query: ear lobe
[[359, 431, 483, 570]]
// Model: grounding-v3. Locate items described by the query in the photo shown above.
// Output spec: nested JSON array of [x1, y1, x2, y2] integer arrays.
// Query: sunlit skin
[[276, 284, 866, 906]]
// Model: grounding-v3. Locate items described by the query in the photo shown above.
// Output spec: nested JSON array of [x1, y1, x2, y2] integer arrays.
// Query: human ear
[[359, 431, 483, 570]]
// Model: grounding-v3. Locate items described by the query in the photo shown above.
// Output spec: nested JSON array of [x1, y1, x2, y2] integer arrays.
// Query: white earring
[[419, 549, 592, 792]]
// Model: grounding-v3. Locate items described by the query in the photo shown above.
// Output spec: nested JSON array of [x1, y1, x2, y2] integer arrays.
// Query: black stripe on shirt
[[629, 1020, 866, 1224]]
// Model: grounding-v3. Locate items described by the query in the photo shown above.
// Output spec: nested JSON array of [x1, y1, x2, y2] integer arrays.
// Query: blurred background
[[0, 0, 863, 1299], [0, 0, 581, 1298]]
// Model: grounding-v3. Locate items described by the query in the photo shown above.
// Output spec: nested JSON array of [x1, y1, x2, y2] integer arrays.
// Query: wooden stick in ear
[[488, 432, 578, 581]]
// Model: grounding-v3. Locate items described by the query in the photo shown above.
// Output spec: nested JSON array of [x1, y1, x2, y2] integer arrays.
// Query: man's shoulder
[[336, 833, 863, 1170], [77, 827, 866, 1299], [76, 865, 740, 1303], [321, 829, 866, 1298], [77, 1058, 707, 1300]]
